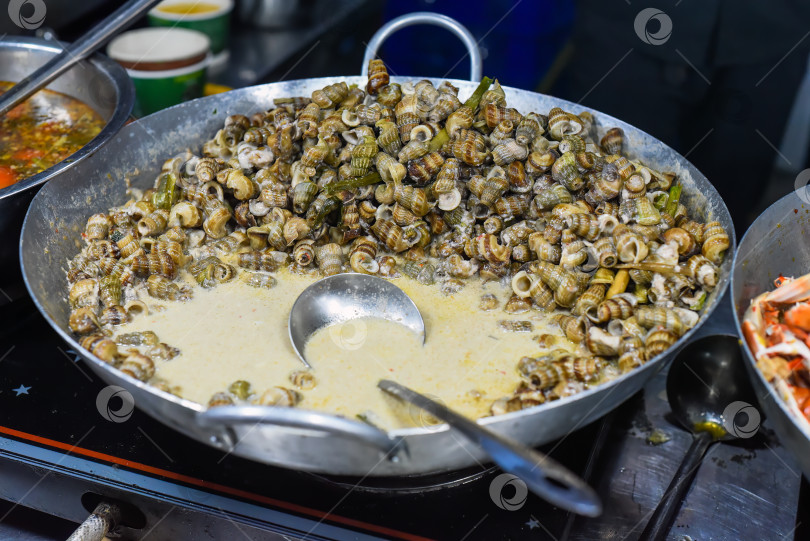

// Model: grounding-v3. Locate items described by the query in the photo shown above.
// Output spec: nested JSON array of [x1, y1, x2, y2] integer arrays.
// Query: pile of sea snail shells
[[66, 59, 730, 416]]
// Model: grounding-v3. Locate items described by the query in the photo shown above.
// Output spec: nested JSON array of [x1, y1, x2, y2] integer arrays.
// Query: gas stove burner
[[305, 464, 499, 495]]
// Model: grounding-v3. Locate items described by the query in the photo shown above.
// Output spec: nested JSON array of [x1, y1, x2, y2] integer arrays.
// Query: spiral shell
[[533, 183, 572, 211], [85, 214, 111, 241], [390, 186, 428, 218], [375, 119, 402, 155], [366, 58, 389, 95], [483, 104, 521, 129], [645, 329, 678, 358], [445, 105, 474, 139], [560, 240, 588, 270], [530, 261, 580, 307], [377, 83, 402, 108], [99, 305, 129, 327], [348, 236, 379, 274], [572, 283, 606, 317], [281, 216, 310, 246], [314, 243, 343, 276], [700, 221, 729, 265], [684, 254, 718, 288], [451, 130, 488, 166], [600, 127, 624, 155], [69, 278, 98, 309], [464, 234, 511, 265], [567, 213, 600, 241], [515, 112, 542, 146], [614, 225, 649, 264], [491, 139, 529, 167], [587, 294, 636, 324], [347, 135, 376, 177], [522, 359, 561, 390], [241, 271, 277, 289], [289, 370, 317, 390], [209, 392, 234, 407], [555, 314, 588, 343], [296, 102, 321, 138], [558, 356, 601, 384], [137, 209, 169, 237], [547, 107, 583, 140], [395, 94, 420, 143], [69, 306, 100, 335], [118, 351, 155, 381], [551, 151, 583, 191], [429, 86, 461, 123], [235, 251, 277, 273], [98, 258, 135, 285], [370, 219, 411, 252], [99, 274, 122, 308], [312, 81, 348, 108], [203, 205, 231, 240], [494, 194, 530, 219], [408, 151, 445, 185], [81, 334, 118, 364], [291, 181, 318, 214], [635, 306, 686, 336], [146, 274, 186, 301]]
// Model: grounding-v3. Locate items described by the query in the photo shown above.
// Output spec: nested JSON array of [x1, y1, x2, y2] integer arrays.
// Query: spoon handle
[[638, 430, 714, 541], [378, 380, 602, 517]]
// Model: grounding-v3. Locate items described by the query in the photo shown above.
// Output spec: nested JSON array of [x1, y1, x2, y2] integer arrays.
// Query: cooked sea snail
[[65, 61, 726, 419]]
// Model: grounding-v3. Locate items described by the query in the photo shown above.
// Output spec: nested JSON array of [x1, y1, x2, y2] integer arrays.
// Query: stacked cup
[[108, 0, 233, 116]]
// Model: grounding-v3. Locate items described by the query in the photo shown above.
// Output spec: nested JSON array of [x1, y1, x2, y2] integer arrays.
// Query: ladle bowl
[[288, 273, 425, 368]]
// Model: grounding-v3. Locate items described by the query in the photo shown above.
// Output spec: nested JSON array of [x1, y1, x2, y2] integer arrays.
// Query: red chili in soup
[[0, 81, 105, 189]]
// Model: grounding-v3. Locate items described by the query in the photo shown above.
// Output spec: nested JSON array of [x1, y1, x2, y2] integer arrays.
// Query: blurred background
[[3, 0, 809, 234]]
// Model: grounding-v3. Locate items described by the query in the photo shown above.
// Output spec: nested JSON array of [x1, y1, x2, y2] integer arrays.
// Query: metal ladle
[[288, 273, 602, 517], [638, 334, 760, 540]]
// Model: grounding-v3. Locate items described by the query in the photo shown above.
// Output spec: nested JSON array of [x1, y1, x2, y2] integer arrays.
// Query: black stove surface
[[0, 296, 605, 540]]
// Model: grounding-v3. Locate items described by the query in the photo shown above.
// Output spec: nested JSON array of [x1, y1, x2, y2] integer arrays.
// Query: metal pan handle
[[196, 406, 400, 456], [361, 12, 482, 82]]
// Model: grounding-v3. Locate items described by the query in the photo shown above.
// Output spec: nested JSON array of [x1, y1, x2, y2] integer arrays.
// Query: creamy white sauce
[[117, 270, 568, 429]]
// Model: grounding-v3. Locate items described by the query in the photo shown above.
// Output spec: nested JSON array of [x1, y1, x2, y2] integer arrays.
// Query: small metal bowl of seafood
[[733, 190, 810, 479], [0, 37, 134, 286], [21, 66, 735, 476]]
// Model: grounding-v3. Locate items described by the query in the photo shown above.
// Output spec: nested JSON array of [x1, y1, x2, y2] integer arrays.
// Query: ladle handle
[[196, 405, 400, 456], [378, 380, 602, 517], [0, 0, 161, 116], [638, 431, 714, 541]]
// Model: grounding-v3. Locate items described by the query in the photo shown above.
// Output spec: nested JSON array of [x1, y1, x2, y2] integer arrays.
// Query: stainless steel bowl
[[0, 37, 134, 287], [732, 191, 810, 479]]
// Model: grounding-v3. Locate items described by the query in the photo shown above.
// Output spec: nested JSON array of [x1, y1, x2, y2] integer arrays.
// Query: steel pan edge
[[20, 76, 734, 476], [731, 190, 810, 479]]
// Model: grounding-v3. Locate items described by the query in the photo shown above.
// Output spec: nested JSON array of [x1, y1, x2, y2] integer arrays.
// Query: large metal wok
[[732, 191, 810, 479], [0, 36, 134, 286], [20, 13, 735, 477]]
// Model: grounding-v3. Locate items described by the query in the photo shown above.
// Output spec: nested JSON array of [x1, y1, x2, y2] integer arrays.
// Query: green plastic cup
[[108, 27, 211, 117], [127, 60, 208, 117], [148, 0, 233, 55]]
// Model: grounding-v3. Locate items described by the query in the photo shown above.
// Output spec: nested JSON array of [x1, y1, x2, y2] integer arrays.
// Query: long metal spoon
[[638, 334, 760, 540], [0, 0, 161, 117], [288, 273, 602, 517], [379, 380, 602, 516]]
